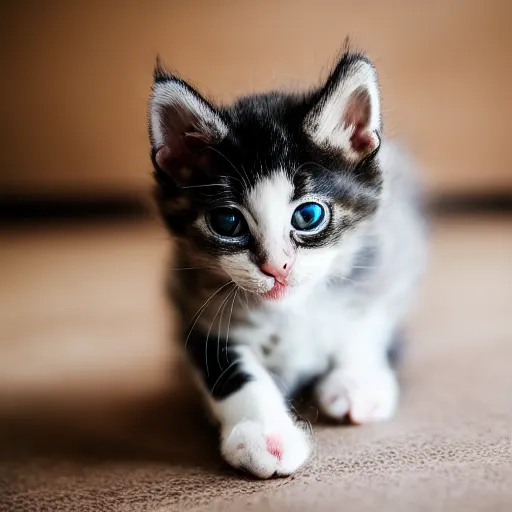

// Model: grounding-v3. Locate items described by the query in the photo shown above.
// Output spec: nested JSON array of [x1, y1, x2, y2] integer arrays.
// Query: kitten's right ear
[[304, 52, 381, 164], [149, 59, 228, 185]]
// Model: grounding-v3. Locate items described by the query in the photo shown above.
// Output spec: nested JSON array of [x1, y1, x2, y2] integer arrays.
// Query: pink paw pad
[[349, 402, 380, 424], [265, 435, 284, 461]]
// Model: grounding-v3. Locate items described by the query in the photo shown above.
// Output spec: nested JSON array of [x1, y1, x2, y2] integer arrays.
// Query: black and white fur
[[148, 51, 426, 478]]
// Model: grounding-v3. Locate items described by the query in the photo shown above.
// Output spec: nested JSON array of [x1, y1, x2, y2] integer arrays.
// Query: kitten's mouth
[[262, 281, 288, 301]]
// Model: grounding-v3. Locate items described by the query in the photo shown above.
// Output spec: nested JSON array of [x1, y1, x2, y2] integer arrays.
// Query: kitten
[[148, 51, 427, 479]]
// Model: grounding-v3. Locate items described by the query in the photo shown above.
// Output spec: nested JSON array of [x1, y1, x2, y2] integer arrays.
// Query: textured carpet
[[0, 215, 511, 511]]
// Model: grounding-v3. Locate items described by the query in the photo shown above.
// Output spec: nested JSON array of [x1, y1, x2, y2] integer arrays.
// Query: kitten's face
[[149, 53, 383, 300], [198, 170, 338, 299]]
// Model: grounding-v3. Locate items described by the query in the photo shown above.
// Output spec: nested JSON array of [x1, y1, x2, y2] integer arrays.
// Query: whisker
[[224, 286, 239, 365], [212, 366, 244, 395], [204, 146, 251, 191], [184, 281, 234, 349], [290, 403, 316, 443], [180, 183, 229, 190], [291, 161, 336, 178], [238, 162, 252, 191], [205, 284, 236, 378], [220, 174, 246, 189], [216, 287, 232, 371], [210, 359, 238, 395], [271, 372, 315, 442], [209, 196, 233, 203]]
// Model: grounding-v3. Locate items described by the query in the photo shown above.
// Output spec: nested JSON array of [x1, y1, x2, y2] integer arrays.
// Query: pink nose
[[259, 261, 292, 283]]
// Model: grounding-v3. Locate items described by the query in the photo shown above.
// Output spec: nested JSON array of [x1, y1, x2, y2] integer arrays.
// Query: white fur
[[316, 366, 398, 422], [229, 270, 400, 393], [207, 346, 311, 478], [246, 171, 294, 266]]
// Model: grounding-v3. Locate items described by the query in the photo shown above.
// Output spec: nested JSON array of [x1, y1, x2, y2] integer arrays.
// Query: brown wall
[[1, 0, 511, 200]]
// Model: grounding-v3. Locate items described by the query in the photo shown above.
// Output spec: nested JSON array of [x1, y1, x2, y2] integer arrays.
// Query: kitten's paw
[[220, 418, 310, 479], [316, 367, 398, 424]]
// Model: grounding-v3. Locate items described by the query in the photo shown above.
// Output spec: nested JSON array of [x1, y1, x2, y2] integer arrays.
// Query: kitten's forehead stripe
[[246, 171, 294, 262], [247, 172, 293, 222]]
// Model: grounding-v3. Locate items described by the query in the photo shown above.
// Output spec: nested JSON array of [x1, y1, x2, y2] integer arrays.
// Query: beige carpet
[[0, 214, 511, 511]]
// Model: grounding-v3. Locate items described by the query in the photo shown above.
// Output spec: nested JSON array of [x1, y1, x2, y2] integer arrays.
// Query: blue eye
[[292, 202, 325, 231], [208, 208, 248, 238]]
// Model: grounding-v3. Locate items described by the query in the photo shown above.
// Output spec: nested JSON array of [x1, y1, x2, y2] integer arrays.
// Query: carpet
[[0, 215, 510, 511]]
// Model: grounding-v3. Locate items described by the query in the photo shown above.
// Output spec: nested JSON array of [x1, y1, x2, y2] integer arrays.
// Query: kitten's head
[[149, 51, 383, 300]]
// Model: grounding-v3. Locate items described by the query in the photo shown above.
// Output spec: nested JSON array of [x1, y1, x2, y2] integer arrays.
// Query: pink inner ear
[[155, 145, 173, 171], [343, 88, 378, 155], [155, 124, 214, 185], [350, 125, 376, 154]]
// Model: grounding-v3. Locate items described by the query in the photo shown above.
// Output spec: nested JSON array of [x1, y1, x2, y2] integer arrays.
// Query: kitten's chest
[[230, 291, 350, 391]]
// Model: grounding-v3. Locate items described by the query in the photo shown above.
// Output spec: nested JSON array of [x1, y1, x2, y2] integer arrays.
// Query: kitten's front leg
[[315, 308, 400, 424], [316, 364, 398, 424], [187, 339, 310, 478]]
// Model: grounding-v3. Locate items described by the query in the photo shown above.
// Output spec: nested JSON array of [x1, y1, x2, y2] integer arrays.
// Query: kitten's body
[[174, 141, 424, 393], [149, 52, 427, 478]]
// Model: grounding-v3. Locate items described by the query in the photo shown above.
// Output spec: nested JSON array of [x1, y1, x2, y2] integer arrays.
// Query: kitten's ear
[[304, 53, 381, 162], [149, 60, 229, 185]]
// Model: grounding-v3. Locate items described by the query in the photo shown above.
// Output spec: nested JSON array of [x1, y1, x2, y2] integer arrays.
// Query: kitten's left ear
[[148, 59, 229, 186], [304, 53, 381, 162]]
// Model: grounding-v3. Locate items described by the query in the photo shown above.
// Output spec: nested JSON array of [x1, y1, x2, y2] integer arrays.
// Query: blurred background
[[0, 1, 511, 508], [2, 0, 512, 201]]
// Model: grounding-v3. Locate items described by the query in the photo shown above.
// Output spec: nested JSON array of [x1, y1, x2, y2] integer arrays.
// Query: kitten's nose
[[259, 260, 293, 284]]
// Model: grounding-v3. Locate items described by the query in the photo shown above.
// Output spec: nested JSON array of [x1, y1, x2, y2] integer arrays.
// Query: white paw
[[220, 418, 310, 479], [316, 367, 399, 424]]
